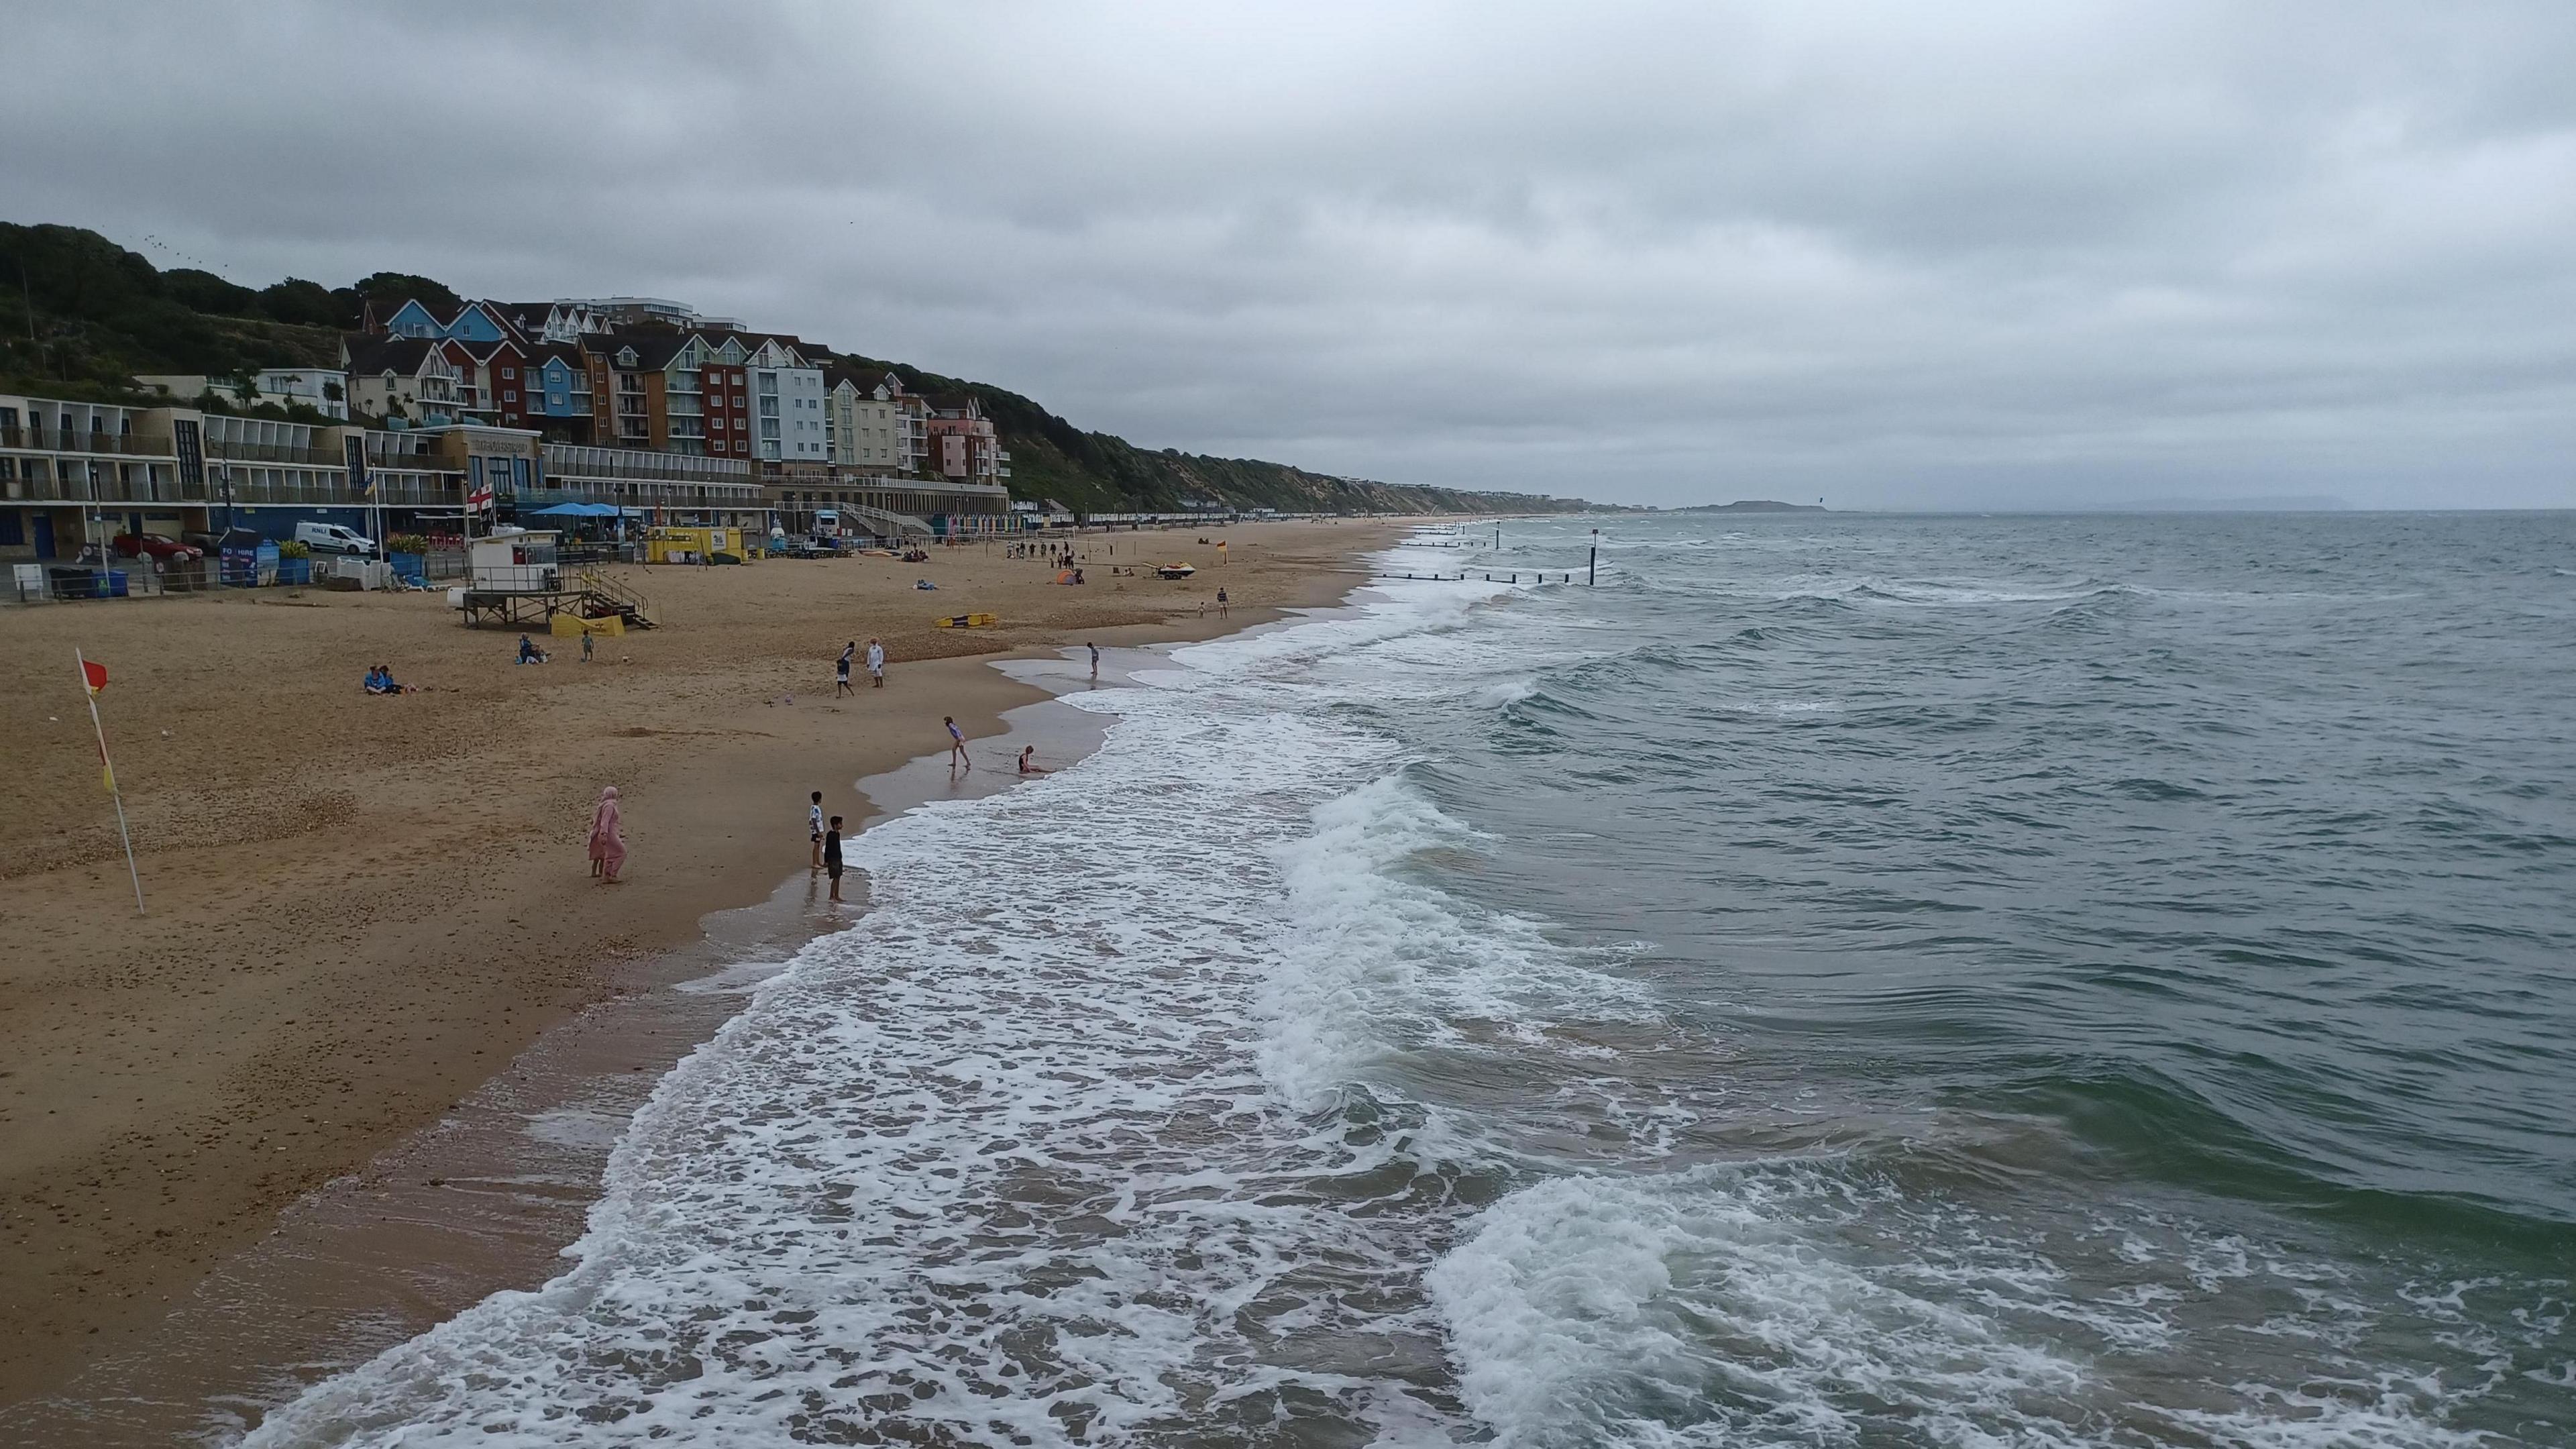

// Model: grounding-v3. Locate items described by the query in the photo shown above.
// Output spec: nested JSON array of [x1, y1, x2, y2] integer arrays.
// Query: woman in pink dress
[[588, 786, 626, 883]]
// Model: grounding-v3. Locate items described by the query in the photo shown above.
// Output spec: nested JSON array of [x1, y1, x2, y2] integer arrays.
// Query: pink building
[[923, 396, 1008, 484]]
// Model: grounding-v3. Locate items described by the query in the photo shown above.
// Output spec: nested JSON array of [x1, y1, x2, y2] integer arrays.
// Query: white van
[[294, 521, 376, 555]]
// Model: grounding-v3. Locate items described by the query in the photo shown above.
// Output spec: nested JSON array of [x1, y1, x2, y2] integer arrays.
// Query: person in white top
[[866, 637, 887, 688], [808, 791, 825, 870]]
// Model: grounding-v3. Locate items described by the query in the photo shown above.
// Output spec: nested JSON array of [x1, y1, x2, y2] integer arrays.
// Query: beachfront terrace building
[[0, 393, 211, 562], [769, 470, 1014, 541], [0, 393, 555, 561], [539, 442, 766, 530]]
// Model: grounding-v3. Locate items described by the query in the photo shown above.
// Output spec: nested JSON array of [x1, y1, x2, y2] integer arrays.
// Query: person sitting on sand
[[517, 635, 547, 665], [1018, 745, 1049, 775], [364, 664, 390, 694]]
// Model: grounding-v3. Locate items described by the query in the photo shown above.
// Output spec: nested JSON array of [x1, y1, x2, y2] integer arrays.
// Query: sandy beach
[[0, 518, 1401, 1415]]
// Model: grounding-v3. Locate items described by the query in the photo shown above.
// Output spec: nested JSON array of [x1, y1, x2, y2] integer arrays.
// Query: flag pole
[[76, 648, 145, 915]]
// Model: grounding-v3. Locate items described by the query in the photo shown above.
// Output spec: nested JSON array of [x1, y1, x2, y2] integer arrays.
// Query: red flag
[[82, 658, 107, 694]]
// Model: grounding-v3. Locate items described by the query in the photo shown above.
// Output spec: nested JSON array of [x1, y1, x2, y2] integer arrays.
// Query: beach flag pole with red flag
[[76, 649, 145, 915]]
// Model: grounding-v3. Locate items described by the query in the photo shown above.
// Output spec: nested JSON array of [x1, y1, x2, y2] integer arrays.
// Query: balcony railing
[[1, 427, 177, 458], [211, 441, 343, 466]]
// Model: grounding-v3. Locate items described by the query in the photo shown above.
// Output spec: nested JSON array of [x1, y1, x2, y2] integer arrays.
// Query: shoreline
[[0, 519, 1405, 1436]]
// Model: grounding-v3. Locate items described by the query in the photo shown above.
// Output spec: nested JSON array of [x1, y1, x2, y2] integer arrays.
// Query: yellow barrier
[[934, 612, 1000, 629], [644, 526, 747, 565], [551, 612, 626, 638]]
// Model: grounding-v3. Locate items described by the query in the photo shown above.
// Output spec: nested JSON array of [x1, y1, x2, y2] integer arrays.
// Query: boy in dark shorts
[[824, 816, 845, 903]]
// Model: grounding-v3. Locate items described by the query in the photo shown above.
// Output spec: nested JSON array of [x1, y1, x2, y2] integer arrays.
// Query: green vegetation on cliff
[[0, 221, 1591, 515]]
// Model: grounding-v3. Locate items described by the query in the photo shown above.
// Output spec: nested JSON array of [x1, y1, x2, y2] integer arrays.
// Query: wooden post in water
[[1589, 529, 1599, 586]]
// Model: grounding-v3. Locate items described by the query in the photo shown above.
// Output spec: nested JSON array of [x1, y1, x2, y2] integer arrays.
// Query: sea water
[[245, 513, 2575, 1446]]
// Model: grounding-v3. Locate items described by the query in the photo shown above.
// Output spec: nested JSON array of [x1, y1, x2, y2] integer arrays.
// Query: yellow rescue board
[[935, 612, 1000, 628]]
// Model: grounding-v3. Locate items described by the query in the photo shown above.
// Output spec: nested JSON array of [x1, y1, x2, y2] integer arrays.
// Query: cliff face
[[0, 221, 1594, 515]]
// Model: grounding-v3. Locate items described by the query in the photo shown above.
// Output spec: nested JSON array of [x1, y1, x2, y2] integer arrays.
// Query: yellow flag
[[101, 763, 115, 794]]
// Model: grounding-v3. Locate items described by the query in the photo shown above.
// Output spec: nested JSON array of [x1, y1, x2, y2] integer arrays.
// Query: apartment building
[[924, 396, 1010, 485], [824, 368, 929, 474], [341, 336, 466, 425], [443, 337, 534, 429], [582, 333, 689, 451], [741, 336, 827, 464], [521, 341, 596, 443], [554, 297, 746, 332]]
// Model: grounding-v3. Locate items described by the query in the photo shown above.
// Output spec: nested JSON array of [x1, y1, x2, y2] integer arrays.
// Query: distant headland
[[1670, 500, 1828, 513]]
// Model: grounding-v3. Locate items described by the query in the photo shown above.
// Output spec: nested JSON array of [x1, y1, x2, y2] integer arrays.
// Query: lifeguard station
[[455, 530, 655, 631]]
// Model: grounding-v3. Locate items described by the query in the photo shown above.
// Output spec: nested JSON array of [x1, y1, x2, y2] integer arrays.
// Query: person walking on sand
[[1217, 586, 1229, 617], [822, 815, 846, 903], [867, 637, 885, 688], [588, 786, 626, 883], [808, 790, 826, 870], [945, 716, 971, 772], [835, 641, 855, 697], [1087, 641, 1099, 680]]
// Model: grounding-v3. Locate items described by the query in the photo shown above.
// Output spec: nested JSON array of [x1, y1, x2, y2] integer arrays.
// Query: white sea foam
[[245, 582, 1544, 1447]]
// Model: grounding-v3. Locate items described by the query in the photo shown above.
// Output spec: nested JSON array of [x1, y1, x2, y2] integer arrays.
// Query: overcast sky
[[5, 2, 2571, 508]]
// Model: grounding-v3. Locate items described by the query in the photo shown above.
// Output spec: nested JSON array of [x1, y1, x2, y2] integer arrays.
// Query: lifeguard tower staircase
[[460, 569, 656, 631], [457, 531, 657, 631]]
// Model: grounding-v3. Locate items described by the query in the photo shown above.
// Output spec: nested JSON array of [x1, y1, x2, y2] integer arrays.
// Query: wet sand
[[0, 519, 1399, 1423]]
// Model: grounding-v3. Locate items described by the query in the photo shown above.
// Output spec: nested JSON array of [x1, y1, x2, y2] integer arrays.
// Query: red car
[[112, 533, 203, 564]]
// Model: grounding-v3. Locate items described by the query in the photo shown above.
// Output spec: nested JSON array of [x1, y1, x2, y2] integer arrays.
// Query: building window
[[504, 390, 517, 402]]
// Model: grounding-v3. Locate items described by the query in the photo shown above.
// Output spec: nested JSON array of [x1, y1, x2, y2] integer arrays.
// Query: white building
[[341, 337, 464, 425], [256, 368, 349, 419], [554, 297, 747, 331]]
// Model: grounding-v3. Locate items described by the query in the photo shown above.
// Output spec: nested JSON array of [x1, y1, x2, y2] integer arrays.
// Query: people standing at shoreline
[[835, 641, 855, 697], [1217, 587, 1229, 617], [1088, 642, 1099, 680], [808, 790, 825, 870], [867, 637, 885, 688], [822, 815, 845, 903], [945, 716, 971, 772], [588, 786, 625, 883]]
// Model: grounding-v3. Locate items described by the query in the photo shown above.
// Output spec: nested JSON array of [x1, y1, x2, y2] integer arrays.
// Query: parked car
[[181, 529, 225, 555], [294, 521, 376, 555], [112, 532, 203, 563]]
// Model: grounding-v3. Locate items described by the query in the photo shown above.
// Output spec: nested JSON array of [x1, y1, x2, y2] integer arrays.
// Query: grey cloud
[[2, 0, 2569, 507]]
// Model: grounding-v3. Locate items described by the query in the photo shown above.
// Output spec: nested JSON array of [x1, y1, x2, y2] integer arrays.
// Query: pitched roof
[[584, 329, 694, 370], [343, 335, 447, 374], [386, 297, 462, 327]]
